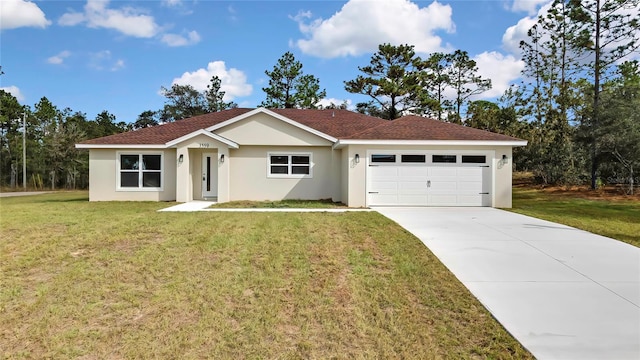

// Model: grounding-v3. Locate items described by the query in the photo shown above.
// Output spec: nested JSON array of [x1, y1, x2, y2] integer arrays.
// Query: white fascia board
[[207, 107, 338, 143], [165, 129, 239, 149], [334, 139, 528, 148], [75, 144, 166, 149]]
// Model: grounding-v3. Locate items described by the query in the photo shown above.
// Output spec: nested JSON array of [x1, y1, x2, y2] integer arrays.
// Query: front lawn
[[0, 192, 531, 359], [209, 198, 348, 209], [511, 187, 640, 247]]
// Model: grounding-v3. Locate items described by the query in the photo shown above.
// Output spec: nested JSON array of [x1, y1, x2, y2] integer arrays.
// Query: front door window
[[202, 152, 217, 199]]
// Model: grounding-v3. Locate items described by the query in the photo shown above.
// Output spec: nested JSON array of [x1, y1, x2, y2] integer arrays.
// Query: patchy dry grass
[[511, 175, 640, 247], [209, 199, 348, 209], [1, 192, 531, 358]]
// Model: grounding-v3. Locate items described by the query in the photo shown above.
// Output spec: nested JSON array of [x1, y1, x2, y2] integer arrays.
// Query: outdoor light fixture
[[355, 154, 360, 163], [220, 154, 225, 163], [502, 154, 508, 164], [178, 154, 184, 163]]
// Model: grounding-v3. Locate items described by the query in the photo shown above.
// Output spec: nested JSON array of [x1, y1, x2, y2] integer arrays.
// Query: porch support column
[[175, 146, 192, 202], [217, 146, 230, 203], [347, 145, 366, 207]]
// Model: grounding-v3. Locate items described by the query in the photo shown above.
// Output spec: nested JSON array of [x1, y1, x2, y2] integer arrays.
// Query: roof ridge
[[344, 116, 392, 138]]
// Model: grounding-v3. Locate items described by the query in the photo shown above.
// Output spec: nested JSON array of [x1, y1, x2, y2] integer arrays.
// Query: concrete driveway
[[0, 191, 51, 198], [375, 207, 640, 360]]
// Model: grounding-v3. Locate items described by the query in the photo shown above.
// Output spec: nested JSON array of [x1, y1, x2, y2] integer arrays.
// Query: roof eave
[[75, 144, 167, 149], [334, 139, 528, 147], [165, 129, 239, 149]]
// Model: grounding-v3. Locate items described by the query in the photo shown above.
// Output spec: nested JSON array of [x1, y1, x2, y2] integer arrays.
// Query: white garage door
[[367, 153, 491, 207]]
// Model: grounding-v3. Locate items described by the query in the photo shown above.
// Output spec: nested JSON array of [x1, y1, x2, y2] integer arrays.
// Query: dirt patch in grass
[[1, 192, 531, 358], [209, 199, 349, 209], [514, 172, 640, 201]]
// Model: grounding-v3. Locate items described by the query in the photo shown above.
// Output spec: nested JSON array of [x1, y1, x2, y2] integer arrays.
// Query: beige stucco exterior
[[82, 109, 521, 208], [216, 112, 333, 146], [227, 146, 338, 201], [339, 144, 514, 208], [88, 148, 176, 201]]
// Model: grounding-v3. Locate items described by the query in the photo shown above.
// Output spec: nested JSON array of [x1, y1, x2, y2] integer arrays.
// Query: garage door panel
[[367, 155, 491, 207], [428, 194, 459, 205], [370, 181, 398, 192], [370, 166, 399, 177], [429, 167, 457, 176], [369, 194, 398, 204], [458, 181, 482, 192], [430, 181, 457, 191], [458, 167, 482, 177], [398, 195, 429, 205], [399, 189, 429, 196], [400, 166, 429, 177]]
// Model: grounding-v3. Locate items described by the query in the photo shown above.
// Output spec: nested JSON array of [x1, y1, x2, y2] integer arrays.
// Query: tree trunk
[[630, 166, 634, 195], [591, 0, 602, 190], [10, 163, 16, 188]]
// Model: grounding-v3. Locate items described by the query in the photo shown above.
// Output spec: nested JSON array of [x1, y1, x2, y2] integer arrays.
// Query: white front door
[[202, 152, 217, 199]]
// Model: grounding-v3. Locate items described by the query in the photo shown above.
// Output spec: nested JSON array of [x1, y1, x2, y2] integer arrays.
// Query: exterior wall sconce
[[220, 154, 225, 163], [355, 154, 360, 163], [178, 154, 184, 163], [502, 154, 508, 164]]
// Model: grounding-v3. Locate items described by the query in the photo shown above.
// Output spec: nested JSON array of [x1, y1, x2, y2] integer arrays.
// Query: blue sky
[[2, 0, 557, 123]]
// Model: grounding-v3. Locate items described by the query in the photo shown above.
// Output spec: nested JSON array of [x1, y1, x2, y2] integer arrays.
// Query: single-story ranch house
[[76, 108, 527, 207]]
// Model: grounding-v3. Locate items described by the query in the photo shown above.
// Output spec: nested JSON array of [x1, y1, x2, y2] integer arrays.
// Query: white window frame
[[116, 151, 164, 191], [267, 152, 313, 179]]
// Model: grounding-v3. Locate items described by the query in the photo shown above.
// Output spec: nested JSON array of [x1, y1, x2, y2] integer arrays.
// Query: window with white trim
[[268, 153, 312, 178], [118, 153, 163, 189]]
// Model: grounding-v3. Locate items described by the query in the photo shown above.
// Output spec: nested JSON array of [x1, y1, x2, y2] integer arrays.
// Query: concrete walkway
[[158, 201, 373, 212], [0, 191, 52, 198], [158, 200, 216, 212], [375, 207, 640, 360]]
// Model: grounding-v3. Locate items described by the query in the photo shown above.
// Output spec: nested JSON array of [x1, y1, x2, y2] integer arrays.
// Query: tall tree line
[[463, 0, 639, 193], [344, 44, 491, 121], [3, 1, 638, 193], [0, 91, 130, 189]]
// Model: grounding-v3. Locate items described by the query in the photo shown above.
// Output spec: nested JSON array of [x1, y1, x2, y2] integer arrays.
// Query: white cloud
[[317, 98, 353, 109], [0, 86, 25, 102], [161, 0, 182, 7], [293, 0, 455, 58], [503, 1, 639, 64], [510, 0, 551, 15], [0, 0, 51, 30], [502, 2, 553, 55], [58, 0, 160, 38], [47, 50, 72, 65], [171, 61, 253, 101], [228, 5, 238, 21], [473, 51, 525, 98], [111, 59, 125, 71], [161, 30, 201, 47], [89, 50, 125, 71]]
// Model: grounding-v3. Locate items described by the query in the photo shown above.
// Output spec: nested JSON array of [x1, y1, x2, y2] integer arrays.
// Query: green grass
[[511, 187, 640, 247], [0, 192, 531, 359], [209, 199, 348, 209]]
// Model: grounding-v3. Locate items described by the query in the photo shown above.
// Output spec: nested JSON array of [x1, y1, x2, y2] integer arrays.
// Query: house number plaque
[[199, 143, 210, 148]]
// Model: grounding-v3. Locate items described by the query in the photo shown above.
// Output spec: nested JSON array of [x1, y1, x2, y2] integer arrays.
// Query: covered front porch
[[170, 130, 237, 203]]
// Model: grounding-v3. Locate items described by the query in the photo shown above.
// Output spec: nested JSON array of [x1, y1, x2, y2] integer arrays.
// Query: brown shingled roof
[[79, 108, 252, 145], [346, 115, 523, 141], [269, 108, 388, 138], [79, 108, 522, 145]]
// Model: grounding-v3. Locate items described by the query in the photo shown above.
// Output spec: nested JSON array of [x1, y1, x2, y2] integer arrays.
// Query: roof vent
[[332, 111, 335, 117]]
